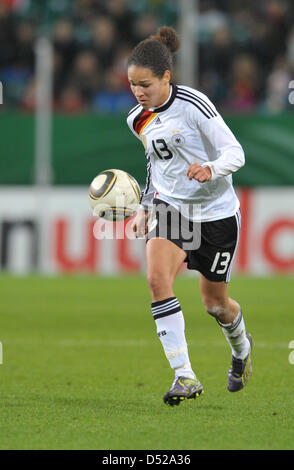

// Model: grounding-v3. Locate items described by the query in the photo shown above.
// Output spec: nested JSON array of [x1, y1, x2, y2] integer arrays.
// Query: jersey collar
[[150, 83, 177, 113]]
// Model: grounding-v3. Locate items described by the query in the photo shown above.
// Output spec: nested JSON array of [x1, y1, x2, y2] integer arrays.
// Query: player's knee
[[202, 296, 228, 322], [147, 271, 172, 299]]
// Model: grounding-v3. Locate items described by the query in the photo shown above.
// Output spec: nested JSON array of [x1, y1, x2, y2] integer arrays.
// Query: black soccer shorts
[[146, 198, 241, 283]]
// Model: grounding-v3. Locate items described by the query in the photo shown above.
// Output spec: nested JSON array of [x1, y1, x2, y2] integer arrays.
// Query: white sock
[[217, 308, 250, 360], [151, 297, 195, 379]]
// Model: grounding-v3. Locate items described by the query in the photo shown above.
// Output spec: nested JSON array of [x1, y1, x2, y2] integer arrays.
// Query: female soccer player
[[126, 26, 252, 406]]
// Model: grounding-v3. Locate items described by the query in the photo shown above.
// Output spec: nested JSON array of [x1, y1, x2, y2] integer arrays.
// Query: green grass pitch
[[0, 274, 293, 450]]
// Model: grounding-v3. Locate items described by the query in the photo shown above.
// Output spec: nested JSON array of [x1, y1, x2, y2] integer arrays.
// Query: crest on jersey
[[171, 133, 185, 147]]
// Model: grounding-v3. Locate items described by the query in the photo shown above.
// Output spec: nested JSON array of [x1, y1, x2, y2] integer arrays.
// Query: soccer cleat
[[163, 376, 204, 406], [227, 333, 253, 392]]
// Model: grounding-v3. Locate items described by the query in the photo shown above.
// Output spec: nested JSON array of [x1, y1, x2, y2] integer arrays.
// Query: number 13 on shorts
[[210, 252, 231, 274]]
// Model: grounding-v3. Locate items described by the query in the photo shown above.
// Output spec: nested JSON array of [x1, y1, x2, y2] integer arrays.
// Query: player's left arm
[[187, 100, 245, 183]]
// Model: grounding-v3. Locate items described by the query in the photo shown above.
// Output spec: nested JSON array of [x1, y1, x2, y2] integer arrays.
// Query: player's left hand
[[187, 163, 212, 183]]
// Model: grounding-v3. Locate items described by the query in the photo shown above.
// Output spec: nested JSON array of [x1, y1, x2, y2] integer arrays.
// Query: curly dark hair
[[127, 26, 180, 78]]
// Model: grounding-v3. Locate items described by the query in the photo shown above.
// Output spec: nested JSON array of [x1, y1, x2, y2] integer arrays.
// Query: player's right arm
[[131, 206, 150, 237], [127, 106, 154, 237]]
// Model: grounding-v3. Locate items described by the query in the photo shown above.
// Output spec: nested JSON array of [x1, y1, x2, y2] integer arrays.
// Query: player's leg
[[199, 274, 250, 358], [188, 211, 252, 391], [146, 237, 185, 301], [146, 237, 192, 376], [146, 237, 203, 404], [199, 274, 252, 391]]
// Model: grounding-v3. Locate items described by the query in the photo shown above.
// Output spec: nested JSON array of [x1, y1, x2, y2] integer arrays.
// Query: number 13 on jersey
[[152, 139, 173, 160], [210, 251, 231, 274]]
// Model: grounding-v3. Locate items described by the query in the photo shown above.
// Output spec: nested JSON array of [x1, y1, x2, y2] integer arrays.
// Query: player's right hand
[[132, 207, 149, 238], [187, 163, 212, 182]]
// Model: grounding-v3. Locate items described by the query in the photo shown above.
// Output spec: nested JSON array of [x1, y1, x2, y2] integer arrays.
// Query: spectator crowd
[[0, 0, 294, 114]]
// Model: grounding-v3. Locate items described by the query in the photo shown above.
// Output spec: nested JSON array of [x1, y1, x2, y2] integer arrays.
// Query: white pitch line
[[2, 339, 290, 349]]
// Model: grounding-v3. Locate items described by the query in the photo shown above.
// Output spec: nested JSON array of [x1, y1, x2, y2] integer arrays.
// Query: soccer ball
[[89, 169, 141, 221]]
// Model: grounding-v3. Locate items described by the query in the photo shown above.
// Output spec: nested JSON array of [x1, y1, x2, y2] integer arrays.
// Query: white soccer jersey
[[126, 84, 245, 222]]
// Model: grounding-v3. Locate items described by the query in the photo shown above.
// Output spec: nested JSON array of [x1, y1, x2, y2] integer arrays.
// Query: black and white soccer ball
[[89, 169, 141, 221]]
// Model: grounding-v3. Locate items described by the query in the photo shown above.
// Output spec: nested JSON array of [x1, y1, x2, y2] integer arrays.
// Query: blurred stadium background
[[1, 0, 294, 452], [0, 0, 293, 277]]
